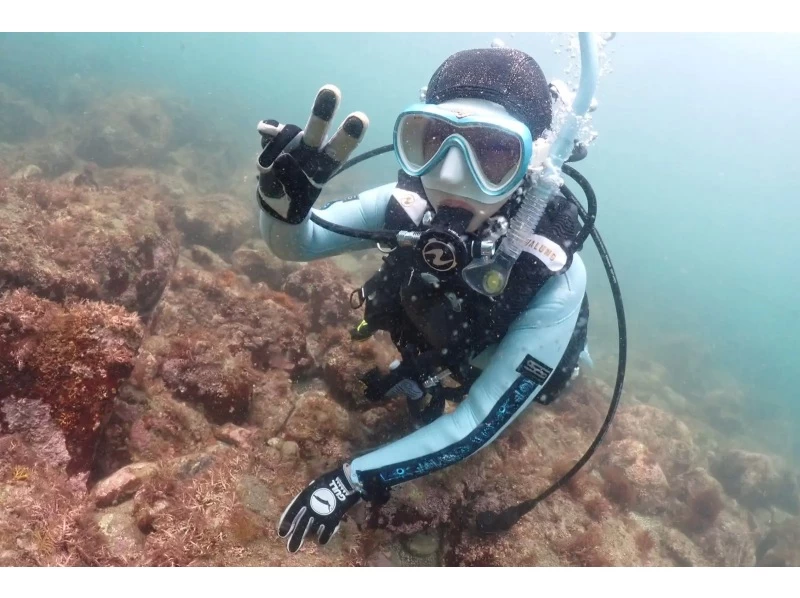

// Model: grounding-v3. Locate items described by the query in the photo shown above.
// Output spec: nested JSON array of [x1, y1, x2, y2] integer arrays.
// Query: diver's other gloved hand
[[277, 463, 363, 553], [256, 85, 369, 224]]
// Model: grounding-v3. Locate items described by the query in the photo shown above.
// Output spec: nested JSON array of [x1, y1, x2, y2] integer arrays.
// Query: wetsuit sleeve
[[348, 253, 588, 495], [258, 182, 395, 261]]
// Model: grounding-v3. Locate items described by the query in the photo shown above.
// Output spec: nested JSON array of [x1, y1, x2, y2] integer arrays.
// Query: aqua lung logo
[[422, 239, 457, 272], [310, 488, 336, 516]]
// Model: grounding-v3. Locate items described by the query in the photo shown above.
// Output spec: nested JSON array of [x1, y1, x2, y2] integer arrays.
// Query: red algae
[[0, 289, 143, 476]]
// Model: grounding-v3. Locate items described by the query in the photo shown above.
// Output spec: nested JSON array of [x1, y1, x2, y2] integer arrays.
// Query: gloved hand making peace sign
[[256, 85, 369, 224]]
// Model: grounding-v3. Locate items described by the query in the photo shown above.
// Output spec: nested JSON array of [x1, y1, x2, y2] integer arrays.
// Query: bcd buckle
[[350, 287, 365, 309]]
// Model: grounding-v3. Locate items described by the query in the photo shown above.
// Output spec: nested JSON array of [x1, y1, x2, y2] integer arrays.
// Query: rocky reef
[[1, 80, 799, 567]]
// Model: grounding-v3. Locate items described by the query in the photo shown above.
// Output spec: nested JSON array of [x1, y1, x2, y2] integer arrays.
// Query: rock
[[662, 527, 709, 566], [92, 462, 159, 507], [366, 550, 394, 567], [403, 530, 440, 558], [10, 164, 43, 181], [231, 240, 299, 289], [236, 475, 274, 517], [317, 327, 400, 407], [166, 184, 185, 197], [756, 517, 800, 566], [282, 260, 361, 331], [711, 449, 800, 513], [0, 550, 20, 565], [187, 245, 230, 271], [167, 144, 241, 195], [171, 444, 228, 479], [134, 498, 169, 534], [600, 439, 670, 515], [249, 370, 297, 436], [161, 347, 256, 425], [75, 92, 177, 168], [214, 423, 252, 448], [284, 389, 357, 464], [0, 398, 71, 473], [0, 176, 180, 317], [672, 467, 727, 532], [150, 265, 312, 378], [0, 290, 144, 476], [3, 142, 74, 180], [661, 386, 688, 412], [95, 501, 145, 560], [173, 193, 255, 257], [697, 510, 756, 566], [753, 508, 773, 528], [280, 441, 299, 460], [124, 384, 216, 464], [31, 142, 74, 178], [610, 404, 701, 476]]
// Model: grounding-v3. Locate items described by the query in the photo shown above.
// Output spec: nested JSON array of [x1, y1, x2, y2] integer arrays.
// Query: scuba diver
[[255, 43, 617, 554]]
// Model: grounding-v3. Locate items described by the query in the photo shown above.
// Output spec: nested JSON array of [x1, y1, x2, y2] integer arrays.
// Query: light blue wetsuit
[[260, 181, 589, 497]]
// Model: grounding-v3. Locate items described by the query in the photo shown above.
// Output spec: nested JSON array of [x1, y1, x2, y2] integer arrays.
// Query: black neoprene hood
[[424, 47, 553, 139]]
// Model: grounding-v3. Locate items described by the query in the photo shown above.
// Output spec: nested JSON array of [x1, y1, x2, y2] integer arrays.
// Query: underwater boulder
[[0, 176, 180, 318], [0, 289, 144, 477], [75, 93, 175, 168], [92, 461, 159, 508], [13, 141, 75, 179], [137, 261, 311, 429], [599, 439, 670, 515], [173, 193, 256, 258], [248, 369, 297, 438], [316, 326, 401, 409], [695, 509, 757, 566], [160, 346, 256, 426], [94, 501, 145, 562], [756, 517, 800, 566], [609, 404, 702, 477], [282, 260, 362, 331], [671, 467, 728, 532], [710, 449, 800, 514], [283, 388, 360, 467], [231, 239, 301, 290], [10, 164, 43, 181], [151, 264, 312, 377]]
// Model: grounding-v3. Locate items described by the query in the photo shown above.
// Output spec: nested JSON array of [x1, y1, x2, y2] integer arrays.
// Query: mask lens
[[422, 118, 455, 162], [397, 114, 436, 168], [396, 109, 526, 193], [461, 126, 522, 186]]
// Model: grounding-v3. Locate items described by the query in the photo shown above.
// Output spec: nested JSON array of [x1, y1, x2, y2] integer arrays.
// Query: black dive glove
[[256, 85, 369, 224], [277, 463, 363, 553]]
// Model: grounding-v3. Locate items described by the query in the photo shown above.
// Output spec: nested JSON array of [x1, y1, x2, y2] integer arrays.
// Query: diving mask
[[393, 100, 534, 203]]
